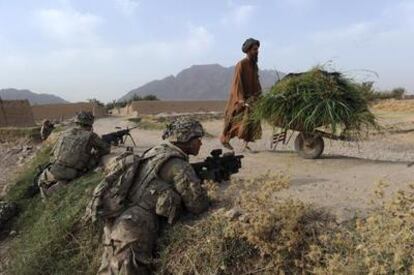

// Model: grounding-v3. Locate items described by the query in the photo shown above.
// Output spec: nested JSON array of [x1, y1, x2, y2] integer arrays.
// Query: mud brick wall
[[31, 103, 107, 121], [128, 100, 227, 115], [0, 100, 36, 127]]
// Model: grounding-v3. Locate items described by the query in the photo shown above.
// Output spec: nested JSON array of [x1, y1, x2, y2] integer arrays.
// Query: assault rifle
[[102, 126, 138, 146], [192, 149, 244, 182]]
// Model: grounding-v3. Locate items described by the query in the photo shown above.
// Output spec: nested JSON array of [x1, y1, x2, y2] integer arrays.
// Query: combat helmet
[[75, 111, 94, 126], [162, 117, 204, 143]]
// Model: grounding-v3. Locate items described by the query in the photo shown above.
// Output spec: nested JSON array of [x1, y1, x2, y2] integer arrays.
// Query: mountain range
[[120, 64, 285, 101], [0, 89, 68, 105]]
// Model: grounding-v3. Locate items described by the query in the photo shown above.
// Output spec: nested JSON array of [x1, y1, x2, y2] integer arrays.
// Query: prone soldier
[[40, 119, 54, 141], [37, 111, 110, 198], [90, 118, 210, 275]]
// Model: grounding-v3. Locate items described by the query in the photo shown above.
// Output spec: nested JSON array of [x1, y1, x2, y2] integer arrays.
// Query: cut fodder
[[254, 68, 378, 138]]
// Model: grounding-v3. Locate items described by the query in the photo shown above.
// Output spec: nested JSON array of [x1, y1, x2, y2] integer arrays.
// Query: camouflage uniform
[[38, 112, 110, 198], [96, 118, 208, 275], [40, 119, 54, 141]]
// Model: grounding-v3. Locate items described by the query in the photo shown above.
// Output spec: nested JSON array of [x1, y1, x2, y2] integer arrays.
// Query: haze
[[1, 0, 413, 102]]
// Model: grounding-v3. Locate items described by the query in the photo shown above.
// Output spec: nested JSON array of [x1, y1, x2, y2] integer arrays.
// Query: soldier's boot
[[98, 244, 151, 275]]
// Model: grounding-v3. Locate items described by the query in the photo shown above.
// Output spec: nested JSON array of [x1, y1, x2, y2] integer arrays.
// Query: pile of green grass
[[255, 68, 378, 137], [4, 146, 103, 275]]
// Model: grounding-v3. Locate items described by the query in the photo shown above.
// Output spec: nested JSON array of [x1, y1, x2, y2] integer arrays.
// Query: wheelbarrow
[[270, 128, 351, 159]]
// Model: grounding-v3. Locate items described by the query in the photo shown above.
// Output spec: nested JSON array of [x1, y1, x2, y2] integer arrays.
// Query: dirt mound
[[373, 99, 414, 112], [0, 143, 41, 197]]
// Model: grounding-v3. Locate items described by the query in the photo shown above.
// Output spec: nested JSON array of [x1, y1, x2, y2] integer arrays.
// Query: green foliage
[[106, 94, 160, 110], [390, 87, 406, 99], [87, 98, 105, 107], [255, 68, 378, 137], [363, 85, 407, 101], [4, 149, 103, 275]]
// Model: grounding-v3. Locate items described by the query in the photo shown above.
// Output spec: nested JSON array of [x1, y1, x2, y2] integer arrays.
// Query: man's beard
[[251, 53, 258, 63]]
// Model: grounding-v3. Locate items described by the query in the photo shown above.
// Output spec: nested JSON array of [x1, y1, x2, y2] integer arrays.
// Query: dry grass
[[0, 127, 41, 143], [157, 175, 414, 274], [373, 99, 414, 113]]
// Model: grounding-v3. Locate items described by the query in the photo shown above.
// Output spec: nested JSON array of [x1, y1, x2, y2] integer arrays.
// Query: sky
[[1, 0, 413, 103]]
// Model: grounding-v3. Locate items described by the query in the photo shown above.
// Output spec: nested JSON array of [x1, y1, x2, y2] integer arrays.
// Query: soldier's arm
[[90, 133, 111, 157], [159, 158, 209, 214]]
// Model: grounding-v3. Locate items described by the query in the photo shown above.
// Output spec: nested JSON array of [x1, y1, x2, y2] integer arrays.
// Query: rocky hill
[[120, 64, 285, 101], [0, 88, 68, 105]]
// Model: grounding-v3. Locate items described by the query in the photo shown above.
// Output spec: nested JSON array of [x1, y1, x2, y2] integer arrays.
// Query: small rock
[[9, 230, 17, 237], [225, 208, 242, 220], [238, 214, 250, 223]]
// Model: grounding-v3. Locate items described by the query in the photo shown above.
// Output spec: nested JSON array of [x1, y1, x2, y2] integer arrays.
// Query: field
[[1, 99, 414, 273]]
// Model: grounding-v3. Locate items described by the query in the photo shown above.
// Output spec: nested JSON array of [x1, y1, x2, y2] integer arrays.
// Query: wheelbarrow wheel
[[294, 133, 324, 159]]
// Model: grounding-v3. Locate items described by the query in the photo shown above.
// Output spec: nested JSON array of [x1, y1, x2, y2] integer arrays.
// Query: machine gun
[[191, 149, 244, 182], [102, 126, 138, 146]]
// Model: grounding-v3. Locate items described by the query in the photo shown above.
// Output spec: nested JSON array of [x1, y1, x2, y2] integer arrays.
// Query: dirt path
[[94, 116, 414, 221]]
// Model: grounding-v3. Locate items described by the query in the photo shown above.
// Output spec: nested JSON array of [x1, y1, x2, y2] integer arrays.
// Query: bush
[[158, 176, 414, 274]]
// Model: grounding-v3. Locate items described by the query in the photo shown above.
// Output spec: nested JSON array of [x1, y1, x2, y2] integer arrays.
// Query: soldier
[[37, 111, 110, 198], [94, 117, 209, 275], [40, 119, 54, 141]]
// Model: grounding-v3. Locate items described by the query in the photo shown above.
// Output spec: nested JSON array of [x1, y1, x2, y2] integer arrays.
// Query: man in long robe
[[220, 38, 262, 152]]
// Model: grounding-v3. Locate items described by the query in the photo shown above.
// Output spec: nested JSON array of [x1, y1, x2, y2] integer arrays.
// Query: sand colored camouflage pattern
[[97, 141, 209, 275], [162, 117, 204, 143], [84, 151, 141, 222], [38, 126, 110, 198], [75, 111, 94, 126]]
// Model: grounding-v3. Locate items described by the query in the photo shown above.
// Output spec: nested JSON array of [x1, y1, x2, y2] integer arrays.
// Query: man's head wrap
[[162, 117, 204, 143], [242, 38, 260, 53]]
